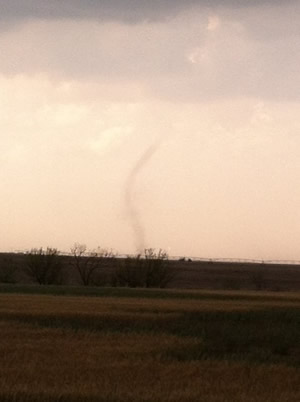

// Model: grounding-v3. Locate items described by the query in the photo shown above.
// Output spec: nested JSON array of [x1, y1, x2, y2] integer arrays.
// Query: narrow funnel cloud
[[125, 143, 160, 253]]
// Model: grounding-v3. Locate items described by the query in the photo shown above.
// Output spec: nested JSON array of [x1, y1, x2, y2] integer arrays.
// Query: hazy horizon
[[1, 1, 300, 260]]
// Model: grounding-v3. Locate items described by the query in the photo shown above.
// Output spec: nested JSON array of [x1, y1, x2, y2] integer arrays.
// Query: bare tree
[[144, 248, 172, 288], [70, 243, 115, 286], [26, 248, 63, 285], [112, 248, 174, 288], [112, 254, 144, 288]]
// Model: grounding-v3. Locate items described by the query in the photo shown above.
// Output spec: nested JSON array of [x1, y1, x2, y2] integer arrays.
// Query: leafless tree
[[144, 248, 172, 288], [112, 248, 174, 288], [26, 247, 63, 285], [70, 243, 115, 286]]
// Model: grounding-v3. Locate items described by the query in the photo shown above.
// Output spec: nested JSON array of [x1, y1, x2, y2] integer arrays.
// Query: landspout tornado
[[125, 143, 160, 253]]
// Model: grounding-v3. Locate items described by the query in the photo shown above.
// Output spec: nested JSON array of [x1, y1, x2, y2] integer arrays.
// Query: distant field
[[0, 287, 299, 401], [1, 252, 300, 291]]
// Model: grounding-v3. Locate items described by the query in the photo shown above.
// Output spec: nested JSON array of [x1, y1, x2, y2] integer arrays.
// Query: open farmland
[[1, 252, 300, 291], [0, 287, 299, 401]]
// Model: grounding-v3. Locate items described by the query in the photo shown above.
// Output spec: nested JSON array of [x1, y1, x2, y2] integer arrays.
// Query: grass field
[[0, 287, 299, 401]]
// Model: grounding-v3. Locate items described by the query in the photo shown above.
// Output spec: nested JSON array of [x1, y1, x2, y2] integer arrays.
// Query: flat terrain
[[1, 252, 300, 291], [0, 287, 299, 401]]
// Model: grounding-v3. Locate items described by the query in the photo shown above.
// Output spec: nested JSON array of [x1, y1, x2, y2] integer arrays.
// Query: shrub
[[25, 248, 64, 285], [70, 243, 115, 286], [112, 248, 174, 288], [112, 254, 145, 288]]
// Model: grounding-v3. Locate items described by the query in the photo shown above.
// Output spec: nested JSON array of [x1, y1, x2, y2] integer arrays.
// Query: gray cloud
[[0, 0, 297, 24], [0, 1, 299, 102]]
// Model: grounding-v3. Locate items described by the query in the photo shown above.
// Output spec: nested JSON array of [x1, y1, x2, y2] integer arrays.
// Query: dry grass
[[0, 290, 299, 401]]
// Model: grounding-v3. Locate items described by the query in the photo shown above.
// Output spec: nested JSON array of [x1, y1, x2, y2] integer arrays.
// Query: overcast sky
[[1, 0, 300, 260]]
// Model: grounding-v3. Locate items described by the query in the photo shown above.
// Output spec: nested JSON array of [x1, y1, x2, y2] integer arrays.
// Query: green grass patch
[[0, 284, 298, 303], [165, 309, 300, 366], [2, 306, 299, 367]]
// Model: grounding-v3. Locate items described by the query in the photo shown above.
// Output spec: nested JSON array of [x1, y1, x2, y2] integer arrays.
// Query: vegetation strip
[[0, 291, 299, 401], [0, 284, 299, 303]]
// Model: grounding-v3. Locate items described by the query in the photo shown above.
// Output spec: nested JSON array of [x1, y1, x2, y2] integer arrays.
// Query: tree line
[[0, 244, 175, 288]]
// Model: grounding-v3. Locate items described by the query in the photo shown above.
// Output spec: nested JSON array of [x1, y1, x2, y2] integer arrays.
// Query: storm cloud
[[0, 0, 297, 24], [0, 1, 300, 102]]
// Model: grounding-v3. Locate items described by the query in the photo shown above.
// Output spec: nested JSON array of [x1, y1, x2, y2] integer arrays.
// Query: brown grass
[[0, 291, 299, 401]]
